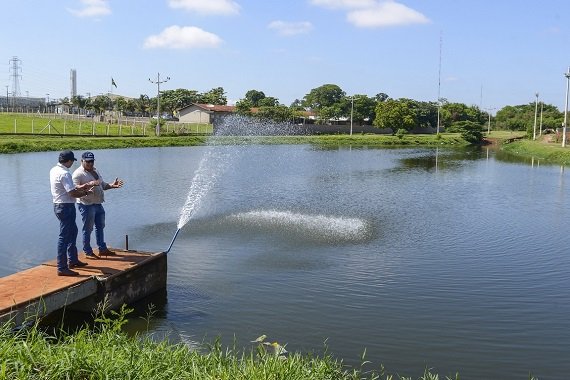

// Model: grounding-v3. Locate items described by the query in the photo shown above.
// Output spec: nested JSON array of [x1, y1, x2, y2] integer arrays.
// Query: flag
[[111, 78, 117, 88]]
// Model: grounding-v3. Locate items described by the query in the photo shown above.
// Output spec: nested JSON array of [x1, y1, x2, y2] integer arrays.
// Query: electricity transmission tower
[[9, 57, 22, 106]]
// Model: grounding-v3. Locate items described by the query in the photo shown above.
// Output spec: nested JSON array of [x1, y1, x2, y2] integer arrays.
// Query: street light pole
[[485, 107, 495, 135], [533, 92, 539, 141], [562, 67, 570, 148], [149, 72, 170, 137], [539, 102, 543, 137], [350, 95, 354, 136]]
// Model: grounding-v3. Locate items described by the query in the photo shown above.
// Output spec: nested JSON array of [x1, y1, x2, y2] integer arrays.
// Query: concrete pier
[[0, 249, 167, 326]]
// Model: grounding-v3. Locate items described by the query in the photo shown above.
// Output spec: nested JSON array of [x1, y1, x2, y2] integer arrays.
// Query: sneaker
[[85, 253, 100, 259], [69, 260, 88, 268], [57, 268, 79, 276], [98, 248, 116, 256]]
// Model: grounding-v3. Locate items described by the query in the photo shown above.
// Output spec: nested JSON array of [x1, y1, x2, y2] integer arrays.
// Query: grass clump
[[0, 305, 466, 380]]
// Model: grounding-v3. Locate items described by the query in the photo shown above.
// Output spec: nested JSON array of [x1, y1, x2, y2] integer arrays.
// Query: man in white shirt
[[50, 150, 96, 276], [73, 151, 124, 258]]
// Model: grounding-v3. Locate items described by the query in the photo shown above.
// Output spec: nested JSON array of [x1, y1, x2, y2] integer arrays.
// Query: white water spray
[[227, 210, 372, 243], [177, 147, 233, 229], [176, 114, 307, 231]]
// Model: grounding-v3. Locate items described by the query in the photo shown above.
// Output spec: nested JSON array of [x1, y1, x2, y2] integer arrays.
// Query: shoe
[[98, 248, 116, 256], [85, 253, 100, 259], [69, 260, 88, 268], [57, 268, 79, 276]]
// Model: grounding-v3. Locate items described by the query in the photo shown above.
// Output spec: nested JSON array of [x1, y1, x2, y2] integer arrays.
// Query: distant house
[[177, 103, 236, 124]]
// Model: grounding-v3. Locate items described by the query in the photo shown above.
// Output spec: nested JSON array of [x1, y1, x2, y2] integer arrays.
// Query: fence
[[0, 112, 212, 137]]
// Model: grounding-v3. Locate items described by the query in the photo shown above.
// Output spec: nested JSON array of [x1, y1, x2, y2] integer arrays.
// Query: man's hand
[[78, 182, 95, 192], [111, 177, 124, 189]]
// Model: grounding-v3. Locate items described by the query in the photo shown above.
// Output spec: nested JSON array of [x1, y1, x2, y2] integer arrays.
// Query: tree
[[290, 99, 304, 110], [440, 102, 484, 129], [258, 96, 279, 107], [160, 89, 200, 113], [134, 94, 151, 116], [374, 93, 389, 102], [199, 87, 227, 105], [244, 90, 266, 107], [70, 95, 87, 114], [345, 94, 377, 125], [115, 97, 129, 112], [302, 84, 345, 111], [256, 105, 293, 122], [455, 121, 484, 144], [494, 103, 562, 132], [374, 98, 417, 132], [415, 101, 438, 129], [91, 95, 111, 114], [235, 99, 254, 115]]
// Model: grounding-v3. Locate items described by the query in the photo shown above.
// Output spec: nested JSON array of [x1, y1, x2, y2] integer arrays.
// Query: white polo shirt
[[50, 163, 75, 203]]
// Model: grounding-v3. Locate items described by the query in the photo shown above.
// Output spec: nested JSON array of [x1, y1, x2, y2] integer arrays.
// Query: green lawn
[[0, 112, 212, 137]]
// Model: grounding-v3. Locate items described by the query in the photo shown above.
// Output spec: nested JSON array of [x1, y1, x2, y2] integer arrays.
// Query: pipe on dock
[[164, 228, 181, 254]]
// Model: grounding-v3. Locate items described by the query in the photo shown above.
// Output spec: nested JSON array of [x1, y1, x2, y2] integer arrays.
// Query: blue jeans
[[77, 203, 107, 254], [53, 203, 79, 271]]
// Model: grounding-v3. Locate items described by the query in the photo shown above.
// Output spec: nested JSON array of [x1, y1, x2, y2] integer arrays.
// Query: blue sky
[[2, 0, 570, 112]]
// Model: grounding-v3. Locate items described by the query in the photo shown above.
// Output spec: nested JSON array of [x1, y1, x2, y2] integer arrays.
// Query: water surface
[[1, 145, 568, 379]]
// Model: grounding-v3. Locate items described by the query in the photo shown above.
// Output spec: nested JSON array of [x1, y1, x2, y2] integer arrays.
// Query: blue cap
[[82, 151, 95, 160], [59, 150, 76, 162]]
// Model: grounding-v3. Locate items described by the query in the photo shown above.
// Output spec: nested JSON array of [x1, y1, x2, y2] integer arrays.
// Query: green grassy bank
[[500, 137, 570, 165], [0, 134, 470, 154], [0, 308, 463, 380]]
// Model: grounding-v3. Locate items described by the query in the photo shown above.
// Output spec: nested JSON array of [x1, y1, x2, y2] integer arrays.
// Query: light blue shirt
[[50, 163, 75, 203]]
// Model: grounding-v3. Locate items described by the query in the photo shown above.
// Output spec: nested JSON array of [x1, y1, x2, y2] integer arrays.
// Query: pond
[[1, 145, 569, 379]]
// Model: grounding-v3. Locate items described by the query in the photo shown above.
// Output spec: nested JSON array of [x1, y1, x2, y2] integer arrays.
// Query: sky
[[2, 0, 570, 112]]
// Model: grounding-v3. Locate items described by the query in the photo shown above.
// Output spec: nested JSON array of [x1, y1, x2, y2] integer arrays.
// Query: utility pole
[[9, 57, 22, 108], [533, 92, 539, 141], [562, 67, 570, 148], [350, 95, 354, 136], [436, 32, 442, 135], [148, 73, 170, 137], [539, 102, 543, 137], [485, 108, 496, 135]]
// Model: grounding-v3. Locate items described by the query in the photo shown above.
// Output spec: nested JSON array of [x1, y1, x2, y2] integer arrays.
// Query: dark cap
[[59, 150, 76, 162], [82, 151, 95, 161]]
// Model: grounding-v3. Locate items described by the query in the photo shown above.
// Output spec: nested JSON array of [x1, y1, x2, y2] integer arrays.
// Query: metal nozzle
[[164, 228, 181, 254]]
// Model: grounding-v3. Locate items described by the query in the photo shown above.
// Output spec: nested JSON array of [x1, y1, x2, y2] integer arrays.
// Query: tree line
[[63, 83, 565, 137]]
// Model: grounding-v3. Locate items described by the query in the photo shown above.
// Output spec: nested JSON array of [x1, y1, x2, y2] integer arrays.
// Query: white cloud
[[309, 0, 376, 10], [268, 21, 314, 36], [311, 0, 430, 28], [67, 0, 111, 18], [347, 2, 430, 27], [143, 26, 223, 49], [168, 0, 240, 15]]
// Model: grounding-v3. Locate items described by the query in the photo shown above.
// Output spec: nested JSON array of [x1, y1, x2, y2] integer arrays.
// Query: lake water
[[1, 145, 569, 379]]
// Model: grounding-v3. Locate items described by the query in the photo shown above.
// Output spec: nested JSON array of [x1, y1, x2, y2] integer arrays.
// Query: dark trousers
[[53, 203, 79, 271]]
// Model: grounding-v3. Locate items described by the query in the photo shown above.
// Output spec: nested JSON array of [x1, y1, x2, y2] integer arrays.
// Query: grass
[[500, 134, 570, 165], [0, 112, 472, 154], [0, 306, 465, 380], [0, 112, 212, 137]]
